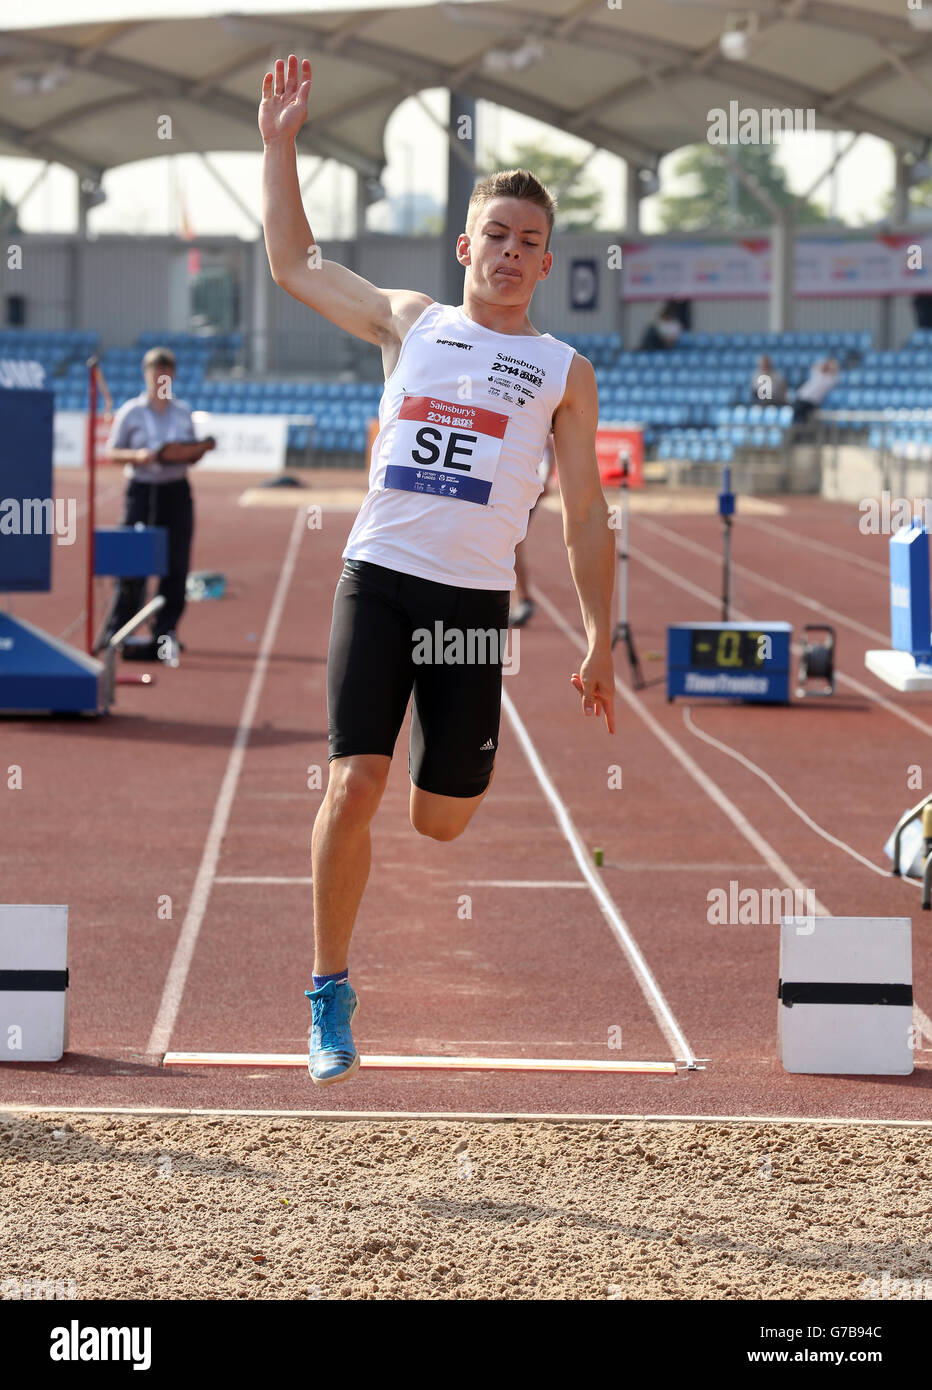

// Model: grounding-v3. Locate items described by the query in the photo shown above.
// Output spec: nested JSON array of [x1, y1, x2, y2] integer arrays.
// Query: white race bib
[[383, 395, 508, 506]]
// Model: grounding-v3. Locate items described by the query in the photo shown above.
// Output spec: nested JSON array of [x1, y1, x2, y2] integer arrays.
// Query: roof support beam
[[800, 131, 860, 205], [485, 5, 928, 152], [0, 160, 50, 235], [702, 58, 923, 152], [2, 0, 930, 189], [0, 30, 382, 178], [413, 92, 479, 174], [0, 113, 102, 182], [279, 19, 665, 167], [803, 1, 932, 46], [824, 37, 932, 119]]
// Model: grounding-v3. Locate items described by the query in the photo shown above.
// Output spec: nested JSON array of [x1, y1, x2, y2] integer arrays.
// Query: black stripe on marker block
[[778, 980, 912, 1008], [0, 969, 69, 991]]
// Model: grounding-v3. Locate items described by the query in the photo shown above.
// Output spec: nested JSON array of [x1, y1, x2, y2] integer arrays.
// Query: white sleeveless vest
[[343, 302, 576, 590]]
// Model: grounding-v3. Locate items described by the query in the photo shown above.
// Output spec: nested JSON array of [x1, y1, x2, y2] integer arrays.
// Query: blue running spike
[[305, 979, 360, 1086]]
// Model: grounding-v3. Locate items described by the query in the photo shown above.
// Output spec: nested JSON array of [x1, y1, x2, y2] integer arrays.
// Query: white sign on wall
[[53, 410, 288, 473], [53, 410, 86, 468], [0, 359, 45, 389], [191, 412, 287, 473], [622, 234, 932, 301]]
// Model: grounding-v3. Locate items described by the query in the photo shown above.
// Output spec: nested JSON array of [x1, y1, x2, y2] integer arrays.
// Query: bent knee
[[410, 793, 485, 841], [411, 813, 467, 842]]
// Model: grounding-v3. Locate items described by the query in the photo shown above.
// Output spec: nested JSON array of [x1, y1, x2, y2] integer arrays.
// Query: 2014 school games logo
[[488, 352, 544, 406]]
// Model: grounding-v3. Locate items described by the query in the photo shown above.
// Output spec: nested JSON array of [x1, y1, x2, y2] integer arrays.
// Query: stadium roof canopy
[[1, 0, 931, 186]]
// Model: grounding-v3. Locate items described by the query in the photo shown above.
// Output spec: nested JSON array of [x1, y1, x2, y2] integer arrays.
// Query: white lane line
[[533, 588, 832, 924], [501, 687, 697, 1068], [743, 516, 888, 577], [162, 1052, 678, 1074], [145, 507, 306, 1060], [465, 879, 587, 889], [580, 555, 932, 1046], [682, 705, 903, 882], [604, 861, 767, 872], [634, 539, 932, 743], [5, 1103, 930, 1126], [639, 515, 887, 644], [214, 876, 314, 884]]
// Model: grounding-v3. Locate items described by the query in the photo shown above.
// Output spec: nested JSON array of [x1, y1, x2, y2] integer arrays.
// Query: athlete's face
[[459, 197, 552, 300]]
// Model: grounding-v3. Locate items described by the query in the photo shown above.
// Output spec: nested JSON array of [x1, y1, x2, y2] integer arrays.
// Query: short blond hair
[[466, 169, 556, 251], [142, 346, 176, 371]]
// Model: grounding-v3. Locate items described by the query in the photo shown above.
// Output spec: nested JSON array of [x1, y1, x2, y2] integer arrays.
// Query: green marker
[[593, 848, 604, 867]]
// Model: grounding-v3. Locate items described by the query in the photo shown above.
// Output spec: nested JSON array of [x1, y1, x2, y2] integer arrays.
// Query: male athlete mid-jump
[[260, 56, 616, 1086]]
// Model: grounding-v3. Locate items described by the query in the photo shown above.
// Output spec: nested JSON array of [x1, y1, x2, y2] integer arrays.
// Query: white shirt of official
[[106, 393, 196, 485]]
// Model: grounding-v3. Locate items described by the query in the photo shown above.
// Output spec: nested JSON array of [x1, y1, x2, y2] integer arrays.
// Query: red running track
[[1, 470, 930, 1119]]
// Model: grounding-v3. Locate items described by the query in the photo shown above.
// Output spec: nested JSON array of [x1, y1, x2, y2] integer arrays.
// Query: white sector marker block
[[0, 904, 69, 1063], [779, 916, 912, 1075], [865, 649, 932, 692]]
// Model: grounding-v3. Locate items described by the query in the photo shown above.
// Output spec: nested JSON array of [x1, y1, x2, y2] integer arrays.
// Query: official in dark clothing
[[100, 347, 200, 653]]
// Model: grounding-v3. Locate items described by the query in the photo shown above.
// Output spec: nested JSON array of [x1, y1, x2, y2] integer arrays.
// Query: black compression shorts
[[327, 558, 511, 798]]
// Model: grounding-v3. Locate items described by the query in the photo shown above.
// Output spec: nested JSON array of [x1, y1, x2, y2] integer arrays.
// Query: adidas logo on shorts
[[479, 738, 495, 751]]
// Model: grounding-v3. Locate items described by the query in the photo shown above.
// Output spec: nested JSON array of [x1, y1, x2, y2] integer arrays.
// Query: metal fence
[[818, 409, 932, 500]]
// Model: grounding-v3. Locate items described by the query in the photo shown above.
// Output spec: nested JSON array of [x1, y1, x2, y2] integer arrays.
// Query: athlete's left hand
[[570, 652, 615, 733]]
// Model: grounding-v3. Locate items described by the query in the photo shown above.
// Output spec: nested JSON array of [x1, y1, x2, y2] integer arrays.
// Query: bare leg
[[512, 538, 529, 606], [409, 765, 496, 841], [311, 753, 390, 975]]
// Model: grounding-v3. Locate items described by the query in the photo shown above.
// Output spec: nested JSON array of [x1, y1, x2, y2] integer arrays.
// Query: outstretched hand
[[570, 653, 615, 733], [259, 55, 312, 145]]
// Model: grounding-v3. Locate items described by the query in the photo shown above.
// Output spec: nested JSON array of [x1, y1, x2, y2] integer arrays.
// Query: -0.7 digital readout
[[689, 628, 767, 669]]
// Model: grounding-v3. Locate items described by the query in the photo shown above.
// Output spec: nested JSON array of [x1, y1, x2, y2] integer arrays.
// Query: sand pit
[[1, 1111, 930, 1301]]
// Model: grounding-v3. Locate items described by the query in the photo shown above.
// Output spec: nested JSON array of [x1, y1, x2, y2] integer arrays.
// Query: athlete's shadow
[[0, 1109, 272, 1181], [414, 1195, 931, 1286], [47, 714, 326, 749]]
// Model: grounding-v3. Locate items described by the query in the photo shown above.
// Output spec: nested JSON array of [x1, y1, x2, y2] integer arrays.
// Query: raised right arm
[[260, 56, 431, 348]]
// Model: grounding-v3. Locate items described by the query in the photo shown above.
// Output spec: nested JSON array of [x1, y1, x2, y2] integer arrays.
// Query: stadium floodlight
[[719, 14, 759, 61], [13, 65, 70, 96], [482, 37, 545, 73]]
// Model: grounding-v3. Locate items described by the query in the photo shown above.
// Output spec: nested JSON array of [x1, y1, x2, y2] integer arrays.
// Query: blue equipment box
[[889, 524, 932, 661], [0, 612, 106, 714], [0, 388, 55, 593], [94, 525, 168, 578], [667, 622, 792, 703]]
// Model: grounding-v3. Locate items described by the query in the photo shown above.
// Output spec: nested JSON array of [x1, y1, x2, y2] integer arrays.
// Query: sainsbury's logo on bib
[[384, 394, 509, 506]]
